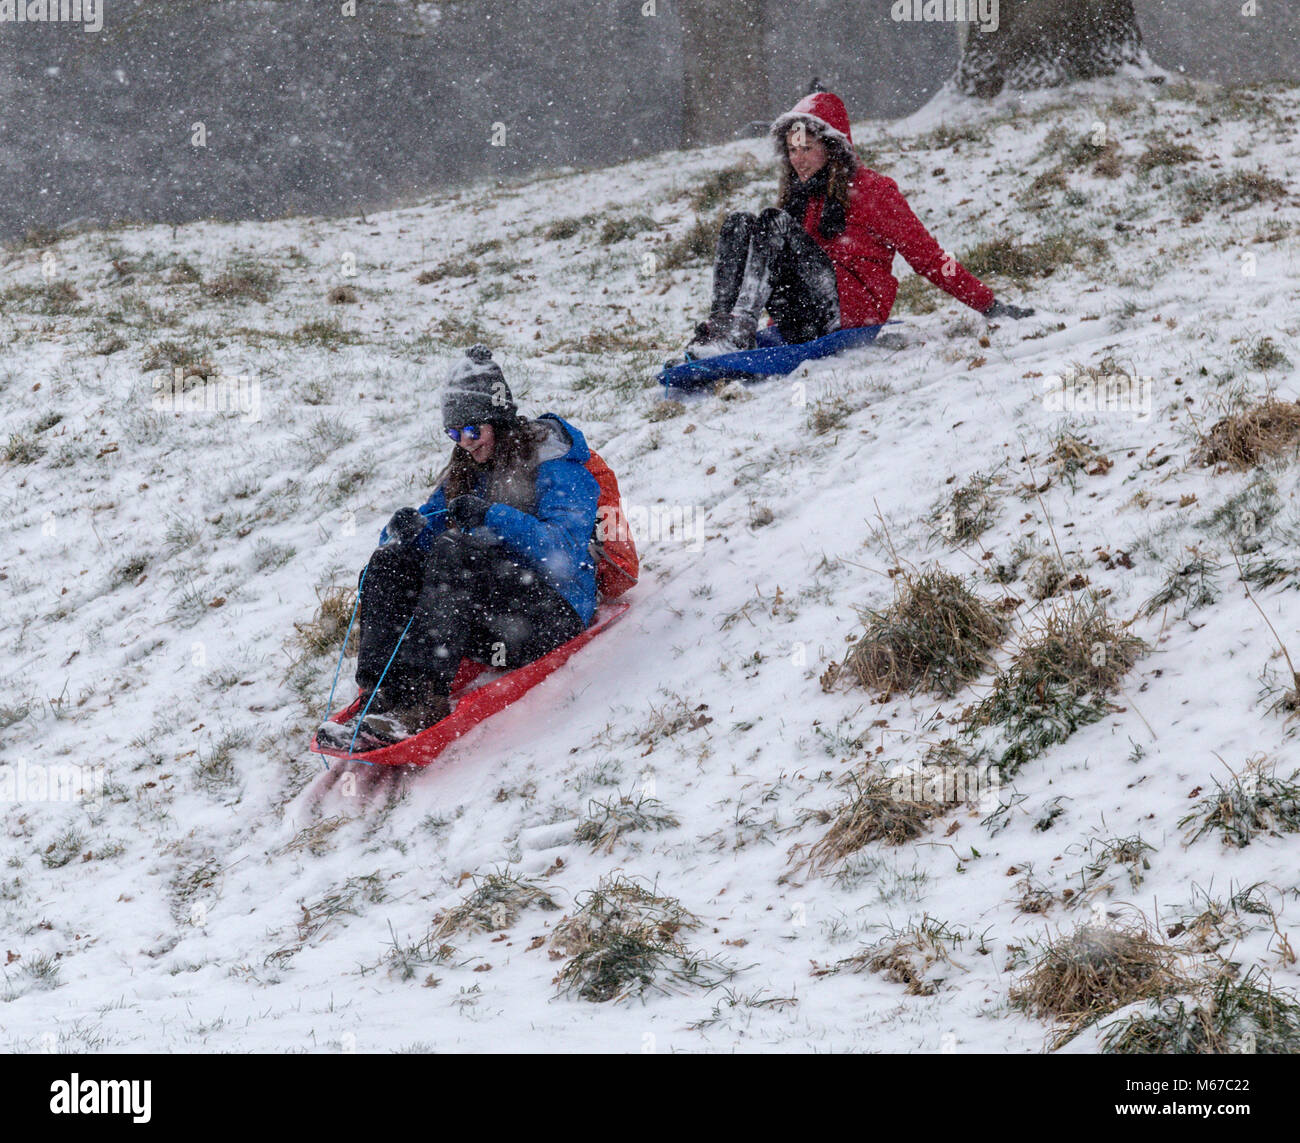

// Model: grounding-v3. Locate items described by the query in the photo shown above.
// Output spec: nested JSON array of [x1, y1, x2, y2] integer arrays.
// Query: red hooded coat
[[771, 92, 995, 329]]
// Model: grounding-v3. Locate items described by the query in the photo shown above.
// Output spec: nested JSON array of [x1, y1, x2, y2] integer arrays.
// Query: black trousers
[[710, 207, 841, 344], [355, 532, 584, 698]]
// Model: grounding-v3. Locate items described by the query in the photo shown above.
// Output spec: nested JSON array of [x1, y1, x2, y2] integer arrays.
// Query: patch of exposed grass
[[796, 767, 941, 876], [110, 552, 150, 588], [817, 914, 970, 996], [1143, 546, 1221, 619], [293, 317, 363, 348], [892, 272, 941, 315], [431, 869, 559, 940], [141, 339, 212, 375], [0, 279, 82, 315], [549, 874, 731, 1003], [1179, 756, 1300, 848], [1182, 169, 1287, 215], [828, 569, 1006, 699], [1135, 141, 1201, 174], [41, 826, 86, 869], [806, 395, 852, 436], [1193, 398, 1300, 470], [417, 260, 479, 285], [1242, 336, 1290, 372], [1101, 967, 1300, 1054], [543, 213, 598, 241], [690, 161, 762, 213], [960, 230, 1108, 283], [202, 260, 277, 303], [599, 214, 657, 245], [659, 211, 723, 271], [1012, 923, 1187, 1043], [931, 469, 1001, 544], [194, 728, 251, 792], [574, 792, 680, 853], [3, 433, 45, 465], [294, 415, 356, 469], [292, 583, 358, 658], [965, 598, 1144, 777]]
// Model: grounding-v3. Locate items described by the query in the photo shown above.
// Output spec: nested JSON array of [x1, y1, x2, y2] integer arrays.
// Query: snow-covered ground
[[3, 72, 1300, 1053]]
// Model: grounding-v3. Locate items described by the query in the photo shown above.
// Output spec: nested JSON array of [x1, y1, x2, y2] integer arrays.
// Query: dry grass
[[830, 570, 1006, 699], [549, 874, 730, 1003], [796, 767, 940, 875], [1135, 141, 1201, 174], [573, 793, 680, 853], [1101, 967, 1300, 1054], [1193, 398, 1300, 470], [660, 211, 724, 271], [1178, 755, 1300, 848], [816, 915, 969, 996], [966, 597, 1144, 776], [960, 230, 1108, 283], [1011, 923, 1188, 1041], [430, 870, 559, 940], [202, 261, 277, 303], [292, 584, 358, 658]]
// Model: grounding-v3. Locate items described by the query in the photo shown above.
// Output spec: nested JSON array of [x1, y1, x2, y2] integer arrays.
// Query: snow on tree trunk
[[680, 2, 768, 147], [954, 0, 1147, 98]]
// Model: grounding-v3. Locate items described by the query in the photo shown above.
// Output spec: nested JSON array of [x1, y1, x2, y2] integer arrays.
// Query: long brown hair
[[439, 417, 550, 509], [775, 122, 859, 234]]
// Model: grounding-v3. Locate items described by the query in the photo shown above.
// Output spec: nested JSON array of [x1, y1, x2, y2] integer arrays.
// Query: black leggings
[[711, 207, 840, 344], [355, 532, 584, 698]]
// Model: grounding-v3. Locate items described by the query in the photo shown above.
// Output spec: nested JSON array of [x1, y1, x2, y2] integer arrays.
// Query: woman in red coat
[[684, 90, 1033, 359]]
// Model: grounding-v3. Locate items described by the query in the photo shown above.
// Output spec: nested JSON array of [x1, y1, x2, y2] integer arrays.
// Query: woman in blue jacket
[[318, 345, 600, 749]]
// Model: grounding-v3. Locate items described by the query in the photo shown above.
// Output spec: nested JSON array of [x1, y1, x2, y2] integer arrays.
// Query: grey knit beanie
[[441, 345, 518, 428]]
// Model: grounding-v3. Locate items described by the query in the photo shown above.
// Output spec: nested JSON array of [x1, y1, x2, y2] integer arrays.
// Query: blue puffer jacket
[[379, 414, 601, 626]]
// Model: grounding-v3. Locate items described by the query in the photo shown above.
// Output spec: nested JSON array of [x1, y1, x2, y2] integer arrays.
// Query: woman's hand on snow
[[983, 299, 1035, 320], [386, 506, 428, 544], [447, 495, 490, 530]]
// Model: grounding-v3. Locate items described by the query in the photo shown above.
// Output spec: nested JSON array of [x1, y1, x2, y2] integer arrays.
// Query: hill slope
[[3, 73, 1300, 1052]]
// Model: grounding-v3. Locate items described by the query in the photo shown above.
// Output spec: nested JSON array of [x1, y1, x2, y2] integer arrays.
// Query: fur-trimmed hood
[[770, 90, 854, 151]]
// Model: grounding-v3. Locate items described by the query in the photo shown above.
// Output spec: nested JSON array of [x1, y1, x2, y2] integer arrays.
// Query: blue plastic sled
[[658, 323, 894, 391]]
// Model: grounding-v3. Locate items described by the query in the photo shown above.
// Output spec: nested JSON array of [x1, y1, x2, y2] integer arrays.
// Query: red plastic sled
[[309, 601, 630, 768]]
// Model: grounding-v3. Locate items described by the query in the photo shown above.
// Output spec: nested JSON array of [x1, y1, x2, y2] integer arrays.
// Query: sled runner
[[658, 323, 893, 390], [310, 601, 631, 768]]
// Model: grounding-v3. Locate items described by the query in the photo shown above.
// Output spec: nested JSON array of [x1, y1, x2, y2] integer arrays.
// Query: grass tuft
[[832, 569, 1006, 699], [549, 874, 730, 1003], [1193, 398, 1300, 470], [1179, 756, 1300, 848], [965, 598, 1144, 776], [430, 869, 560, 940], [1011, 922, 1187, 1041]]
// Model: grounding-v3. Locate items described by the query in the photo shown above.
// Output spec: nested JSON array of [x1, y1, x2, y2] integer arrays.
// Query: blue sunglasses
[[445, 424, 484, 443]]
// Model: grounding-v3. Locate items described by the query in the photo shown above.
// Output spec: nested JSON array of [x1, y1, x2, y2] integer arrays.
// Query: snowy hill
[[3, 72, 1300, 1053]]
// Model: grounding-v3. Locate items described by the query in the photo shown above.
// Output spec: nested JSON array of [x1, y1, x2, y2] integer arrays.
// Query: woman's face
[[458, 423, 495, 465], [787, 127, 828, 182]]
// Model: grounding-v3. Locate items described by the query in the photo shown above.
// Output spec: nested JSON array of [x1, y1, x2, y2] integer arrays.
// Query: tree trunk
[[680, 0, 768, 147], [954, 0, 1146, 99]]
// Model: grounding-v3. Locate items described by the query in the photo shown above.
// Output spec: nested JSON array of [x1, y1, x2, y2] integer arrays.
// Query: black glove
[[386, 506, 427, 545], [447, 495, 490, 530], [983, 299, 1035, 320]]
